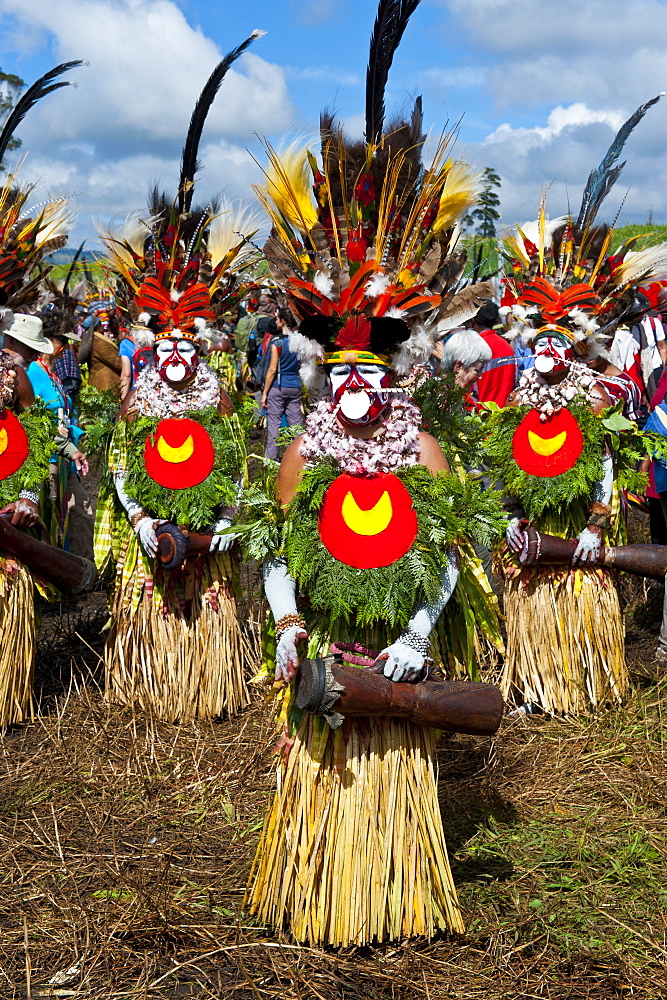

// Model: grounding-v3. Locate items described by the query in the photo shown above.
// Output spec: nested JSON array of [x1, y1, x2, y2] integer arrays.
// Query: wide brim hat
[[7, 313, 53, 354]]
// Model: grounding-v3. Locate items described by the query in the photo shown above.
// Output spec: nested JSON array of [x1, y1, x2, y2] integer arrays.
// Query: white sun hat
[[5, 313, 54, 355]]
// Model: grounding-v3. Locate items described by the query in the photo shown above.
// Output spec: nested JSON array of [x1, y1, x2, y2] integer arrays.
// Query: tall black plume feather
[[365, 0, 421, 145], [0, 61, 85, 166], [575, 93, 663, 232], [178, 30, 263, 215]]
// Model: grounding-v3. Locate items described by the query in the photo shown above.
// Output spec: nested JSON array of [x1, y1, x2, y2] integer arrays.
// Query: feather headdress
[[501, 93, 665, 352], [98, 32, 264, 331], [0, 61, 84, 309], [254, 0, 486, 379]]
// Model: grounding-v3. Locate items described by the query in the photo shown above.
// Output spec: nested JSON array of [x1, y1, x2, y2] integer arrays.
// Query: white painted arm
[[376, 549, 459, 682]]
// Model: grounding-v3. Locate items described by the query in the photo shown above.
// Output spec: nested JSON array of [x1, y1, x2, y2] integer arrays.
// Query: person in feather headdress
[[0, 60, 86, 724], [94, 31, 264, 722], [236, 0, 508, 947], [485, 93, 667, 716]]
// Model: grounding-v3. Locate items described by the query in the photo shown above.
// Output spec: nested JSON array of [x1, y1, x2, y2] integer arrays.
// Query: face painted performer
[[94, 31, 264, 722], [0, 60, 87, 725], [484, 92, 665, 717], [238, 1, 507, 947]]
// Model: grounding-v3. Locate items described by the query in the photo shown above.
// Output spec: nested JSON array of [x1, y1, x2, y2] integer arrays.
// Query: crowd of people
[[2, 5, 667, 954]]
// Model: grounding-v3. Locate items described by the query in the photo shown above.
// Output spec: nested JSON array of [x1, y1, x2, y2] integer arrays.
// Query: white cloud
[[0, 0, 294, 241], [429, 0, 667, 225], [463, 99, 667, 228]]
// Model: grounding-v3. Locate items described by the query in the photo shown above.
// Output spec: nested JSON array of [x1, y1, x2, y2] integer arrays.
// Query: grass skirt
[[104, 533, 249, 721], [247, 710, 464, 946], [502, 565, 627, 716], [0, 557, 35, 727]]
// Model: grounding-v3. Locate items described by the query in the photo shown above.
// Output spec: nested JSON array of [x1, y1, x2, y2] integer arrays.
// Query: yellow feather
[[537, 190, 547, 272], [259, 142, 318, 235], [433, 162, 481, 234]]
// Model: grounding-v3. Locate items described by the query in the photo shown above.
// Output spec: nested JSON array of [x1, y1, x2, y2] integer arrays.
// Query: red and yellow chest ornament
[[318, 472, 418, 568], [0, 408, 29, 480], [144, 417, 215, 489], [512, 408, 583, 478]]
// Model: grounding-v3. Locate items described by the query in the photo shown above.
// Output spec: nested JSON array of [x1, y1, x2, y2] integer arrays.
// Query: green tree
[[464, 166, 501, 239], [0, 69, 25, 163]]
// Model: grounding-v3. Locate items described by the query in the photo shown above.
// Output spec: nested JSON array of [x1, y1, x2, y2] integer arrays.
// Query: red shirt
[[475, 329, 516, 407]]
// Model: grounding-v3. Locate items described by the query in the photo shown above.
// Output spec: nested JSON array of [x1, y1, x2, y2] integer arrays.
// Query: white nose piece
[[166, 362, 186, 381], [340, 390, 371, 420], [534, 355, 555, 374]]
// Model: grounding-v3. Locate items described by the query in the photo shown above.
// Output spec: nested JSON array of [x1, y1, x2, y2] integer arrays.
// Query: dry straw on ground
[[0, 533, 666, 998]]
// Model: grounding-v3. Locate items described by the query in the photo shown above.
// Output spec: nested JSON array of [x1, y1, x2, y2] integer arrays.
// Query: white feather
[[0, 308, 13, 334], [392, 325, 435, 377], [138, 312, 152, 326], [207, 198, 263, 269], [313, 270, 334, 297], [298, 357, 325, 391], [517, 215, 567, 248], [364, 272, 390, 298], [569, 307, 599, 335], [288, 330, 325, 363], [613, 243, 667, 285]]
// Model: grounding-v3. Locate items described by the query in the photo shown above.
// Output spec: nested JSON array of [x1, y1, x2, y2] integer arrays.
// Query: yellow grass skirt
[[247, 711, 464, 946], [105, 536, 248, 721], [0, 557, 35, 728], [502, 565, 627, 716]]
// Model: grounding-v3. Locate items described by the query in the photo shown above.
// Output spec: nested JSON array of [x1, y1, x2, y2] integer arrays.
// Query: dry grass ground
[[1, 534, 666, 997]]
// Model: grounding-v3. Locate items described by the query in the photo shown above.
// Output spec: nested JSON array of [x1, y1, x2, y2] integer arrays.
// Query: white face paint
[[155, 337, 198, 384], [329, 363, 391, 424], [533, 336, 571, 374]]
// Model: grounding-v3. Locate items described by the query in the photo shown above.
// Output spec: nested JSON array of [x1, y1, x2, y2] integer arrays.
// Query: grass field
[[1, 547, 666, 998]]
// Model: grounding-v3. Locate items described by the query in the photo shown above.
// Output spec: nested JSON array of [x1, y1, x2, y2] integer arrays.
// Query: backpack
[[253, 335, 282, 389]]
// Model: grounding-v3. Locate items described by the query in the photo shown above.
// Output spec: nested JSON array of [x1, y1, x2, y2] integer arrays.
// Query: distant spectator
[[469, 300, 516, 407], [627, 293, 667, 398], [40, 307, 82, 406], [260, 307, 303, 460], [78, 308, 122, 390], [440, 328, 492, 394], [118, 326, 137, 400]]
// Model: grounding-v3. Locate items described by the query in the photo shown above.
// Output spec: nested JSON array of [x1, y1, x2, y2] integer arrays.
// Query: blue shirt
[[119, 337, 136, 388], [27, 361, 84, 460], [274, 335, 301, 389], [645, 403, 667, 492]]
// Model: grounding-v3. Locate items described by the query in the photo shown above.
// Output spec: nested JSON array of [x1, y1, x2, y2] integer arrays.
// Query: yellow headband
[[534, 324, 574, 344], [319, 349, 391, 367]]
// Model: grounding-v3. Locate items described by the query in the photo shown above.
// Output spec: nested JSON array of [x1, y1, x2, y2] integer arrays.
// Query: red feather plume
[[521, 277, 598, 321], [135, 277, 214, 331]]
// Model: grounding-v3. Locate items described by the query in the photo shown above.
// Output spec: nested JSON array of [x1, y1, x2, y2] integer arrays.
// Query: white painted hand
[[209, 517, 235, 552], [134, 516, 160, 557], [374, 641, 425, 683], [572, 525, 602, 565], [275, 625, 308, 683], [506, 516, 525, 552]]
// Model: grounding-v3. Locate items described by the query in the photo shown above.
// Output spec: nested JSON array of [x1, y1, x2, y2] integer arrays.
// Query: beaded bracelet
[[275, 613, 307, 639], [129, 510, 150, 528], [18, 489, 39, 506], [397, 629, 431, 658]]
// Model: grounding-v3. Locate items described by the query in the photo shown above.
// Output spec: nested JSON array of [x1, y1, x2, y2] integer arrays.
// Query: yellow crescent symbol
[[341, 490, 393, 536], [527, 429, 567, 456], [0, 428, 7, 457], [156, 434, 195, 464]]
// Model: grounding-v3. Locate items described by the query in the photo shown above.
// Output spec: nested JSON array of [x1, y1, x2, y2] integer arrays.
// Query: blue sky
[[0, 0, 665, 246]]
